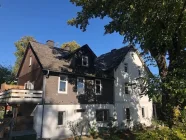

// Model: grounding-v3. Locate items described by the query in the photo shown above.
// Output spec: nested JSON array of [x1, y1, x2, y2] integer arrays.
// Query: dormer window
[[82, 56, 88, 67], [29, 56, 32, 67]]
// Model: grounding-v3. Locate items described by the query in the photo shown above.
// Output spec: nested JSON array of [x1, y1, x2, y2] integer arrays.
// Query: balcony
[[0, 83, 43, 104]]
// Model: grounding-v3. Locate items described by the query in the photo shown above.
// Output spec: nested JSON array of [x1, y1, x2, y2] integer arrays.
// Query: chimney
[[46, 40, 54, 47], [111, 49, 117, 53]]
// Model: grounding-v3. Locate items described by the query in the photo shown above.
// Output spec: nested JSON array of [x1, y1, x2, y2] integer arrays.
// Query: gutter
[[42, 69, 114, 80], [40, 70, 49, 139]]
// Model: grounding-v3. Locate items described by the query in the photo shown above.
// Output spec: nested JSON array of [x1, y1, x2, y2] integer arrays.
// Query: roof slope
[[95, 45, 133, 71], [30, 41, 72, 72]]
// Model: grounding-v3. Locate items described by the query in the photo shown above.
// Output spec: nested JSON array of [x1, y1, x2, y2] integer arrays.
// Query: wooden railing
[[0, 89, 43, 104], [1, 83, 24, 92]]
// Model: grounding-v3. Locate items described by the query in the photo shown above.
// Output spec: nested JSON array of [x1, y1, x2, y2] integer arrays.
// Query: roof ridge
[[29, 41, 72, 52], [97, 45, 131, 58]]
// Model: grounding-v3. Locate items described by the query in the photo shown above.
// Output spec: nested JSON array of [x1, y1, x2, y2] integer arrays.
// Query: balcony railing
[[0, 89, 43, 104]]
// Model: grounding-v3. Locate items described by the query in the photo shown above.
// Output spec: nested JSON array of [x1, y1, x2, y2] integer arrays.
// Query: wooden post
[[3, 105, 7, 118]]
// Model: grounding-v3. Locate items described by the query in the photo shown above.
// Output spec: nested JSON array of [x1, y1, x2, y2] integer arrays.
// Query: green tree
[[61, 40, 80, 52], [68, 0, 186, 126], [0, 65, 14, 87], [13, 36, 36, 75]]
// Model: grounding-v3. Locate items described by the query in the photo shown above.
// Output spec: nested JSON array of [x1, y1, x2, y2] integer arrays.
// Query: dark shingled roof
[[30, 41, 72, 72], [95, 45, 133, 71]]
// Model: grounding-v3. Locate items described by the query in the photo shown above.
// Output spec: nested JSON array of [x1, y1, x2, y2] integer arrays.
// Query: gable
[[69, 44, 97, 74], [17, 45, 42, 78], [117, 49, 150, 76]]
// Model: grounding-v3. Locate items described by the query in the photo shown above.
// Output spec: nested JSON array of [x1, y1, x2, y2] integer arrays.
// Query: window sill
[[58, 91, 67, 94], [56, 125, 66, 129], [96, 121, 109, 123]]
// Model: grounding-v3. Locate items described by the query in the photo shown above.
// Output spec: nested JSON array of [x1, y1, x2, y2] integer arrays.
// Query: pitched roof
[[30, 41, 72, 73], [95, 45, 133, 71]]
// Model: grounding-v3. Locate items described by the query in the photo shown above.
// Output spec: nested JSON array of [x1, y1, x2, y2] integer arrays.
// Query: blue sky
[[0, 0, 158, 74]]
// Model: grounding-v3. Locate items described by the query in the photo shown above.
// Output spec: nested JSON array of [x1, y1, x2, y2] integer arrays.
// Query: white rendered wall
[[33, 104, 115, 139], [114, 51, 153, 128]]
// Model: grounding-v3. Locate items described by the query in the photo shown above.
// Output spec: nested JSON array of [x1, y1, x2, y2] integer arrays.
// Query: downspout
[[40, 70, 49, 139]]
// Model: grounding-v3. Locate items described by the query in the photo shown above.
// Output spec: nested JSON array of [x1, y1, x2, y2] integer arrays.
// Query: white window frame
[[95, 79, 102, 95], [124, 63, 128, 72], [82, 56, 89, 67], [77, 77, 85, 95], [58, 75, 68, 94], [58, 111, 66, 126], [29, 56, 32, 67]]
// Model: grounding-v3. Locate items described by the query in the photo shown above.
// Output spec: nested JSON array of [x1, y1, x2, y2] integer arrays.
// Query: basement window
[[82, 56, 89, 67], [58, 111, 66, 125], [96, 109, 109, 122]]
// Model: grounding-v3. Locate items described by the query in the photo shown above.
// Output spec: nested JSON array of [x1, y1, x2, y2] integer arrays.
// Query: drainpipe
[[40, 70, 49, 139]]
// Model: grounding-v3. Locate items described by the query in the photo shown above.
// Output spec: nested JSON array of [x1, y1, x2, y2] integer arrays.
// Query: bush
[[135, 127, 186, 140]]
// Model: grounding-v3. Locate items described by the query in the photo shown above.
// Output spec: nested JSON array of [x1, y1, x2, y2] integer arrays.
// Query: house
[[96, 47, 153, 128], [0, 40, 153, 139]]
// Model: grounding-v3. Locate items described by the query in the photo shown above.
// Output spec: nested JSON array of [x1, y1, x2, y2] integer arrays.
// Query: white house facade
[[114, 50, 153, 128]]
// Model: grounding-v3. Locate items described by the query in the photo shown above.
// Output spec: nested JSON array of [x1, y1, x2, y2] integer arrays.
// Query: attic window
[[124, 63, 128, 72], [82, 56, 88, 67], [29, 56, 32, 67], [138, 67, 141, 77]]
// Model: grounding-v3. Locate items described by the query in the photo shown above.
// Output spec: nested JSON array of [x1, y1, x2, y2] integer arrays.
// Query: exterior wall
[[18, 47, 43, 90], [34, 104, 115, 139], [17, 47, 43, 116], [45, 74, 114, 104], [70, 46, 97, 75], [114, 51, 153, 127]]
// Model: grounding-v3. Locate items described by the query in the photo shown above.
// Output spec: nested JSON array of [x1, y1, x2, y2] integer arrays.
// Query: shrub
[[135, 127, 186, 140]]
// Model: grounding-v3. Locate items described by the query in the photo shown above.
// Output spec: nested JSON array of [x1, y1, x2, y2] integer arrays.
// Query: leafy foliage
[[0, 65, 15, 87], [13, 36, 36, 75], [135, 127, 186, 140], [67, 118, 89, 140], [61, 40, 80, 52]]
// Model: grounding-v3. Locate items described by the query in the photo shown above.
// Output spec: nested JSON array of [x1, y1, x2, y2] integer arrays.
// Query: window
[[77, 77, 85, 94], [82, 56, 88, 67], [125, 83, 129, 94], [96, 110, 109, 122], [29, 56, 32, 66], [142, 107, 145, 118], [126, 108, 130, 121], [58, 75, 68, 93], [95, 79, 102, 95], [58, 111, 66, 125], [138, 67, 141, 76], [124, 63, 128, 72]]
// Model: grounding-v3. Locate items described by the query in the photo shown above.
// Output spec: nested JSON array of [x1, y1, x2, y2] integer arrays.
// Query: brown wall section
[[18, 47, 43, 90], [45, 74, 114, 104]]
